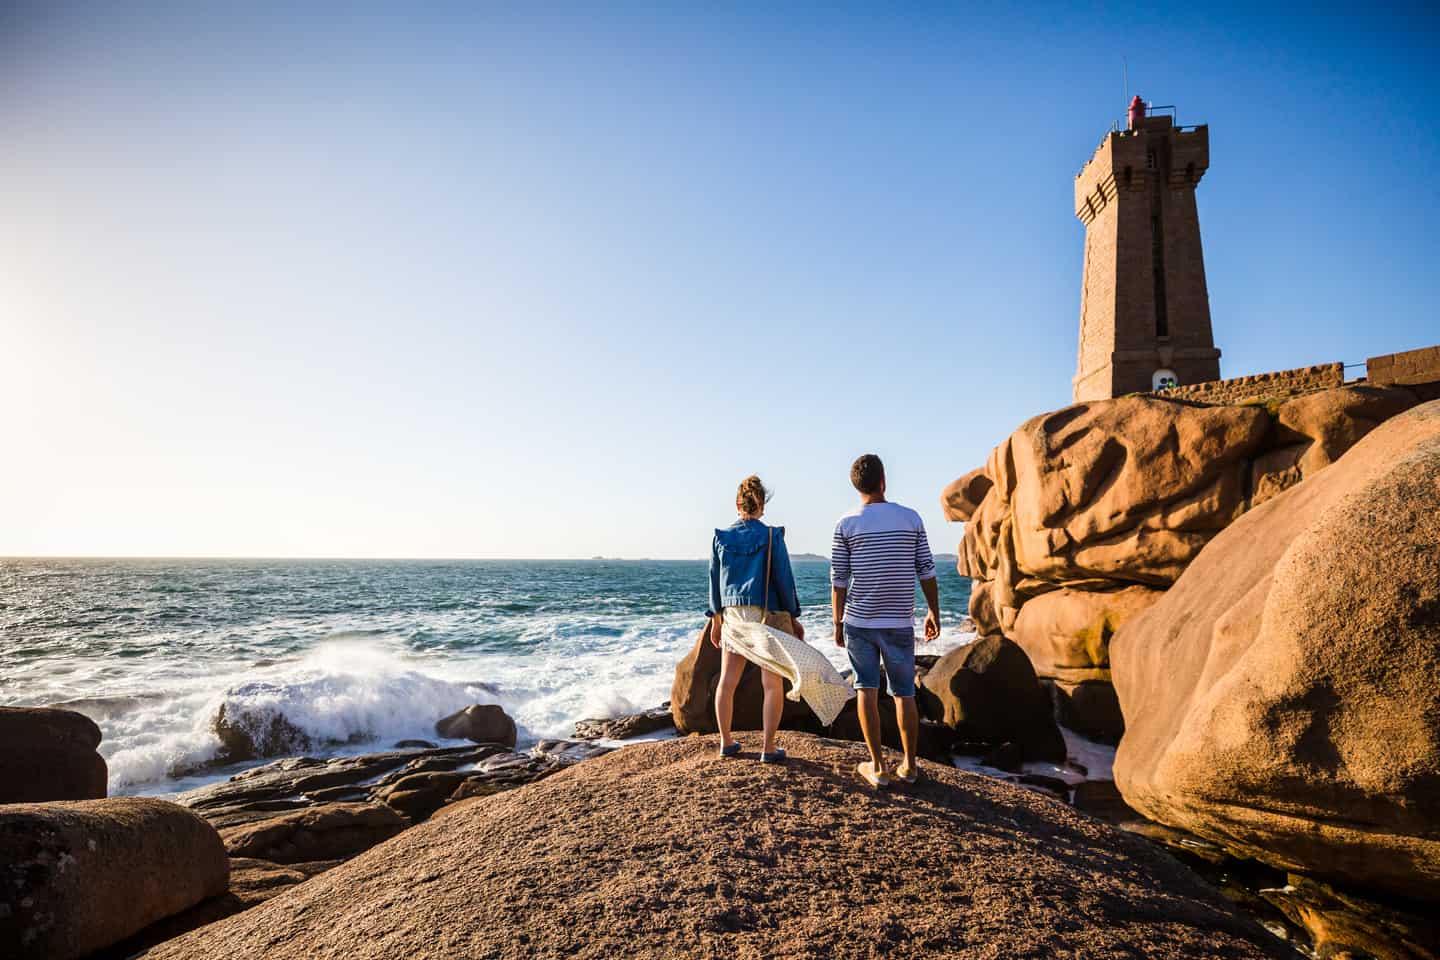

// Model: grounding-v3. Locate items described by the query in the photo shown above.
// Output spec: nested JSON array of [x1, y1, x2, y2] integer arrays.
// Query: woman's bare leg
[[715, 648, 747, 750], [760, 667, 784, 754]]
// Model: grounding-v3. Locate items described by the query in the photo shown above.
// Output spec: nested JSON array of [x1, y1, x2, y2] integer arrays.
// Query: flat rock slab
[[143, 733, 1295, 960], [178, 743, 559, 833], [573, 704, 674, 740]]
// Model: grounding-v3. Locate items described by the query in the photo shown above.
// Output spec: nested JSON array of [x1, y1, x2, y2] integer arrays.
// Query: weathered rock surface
[[1112, 400, 1440, 901], [1259, 874, 1439, 960], [533, 739, 614, 765], [1007, 586, 1162, 742], [1250, 385, 1418, 507], [573, 703, 674, 740], [961, 395, 1270, 593], [95, 858, 310, 960], [0, 706, 108, 802], [917, 636, 1065, 762], [940, 466, 992, 522], [434, 703, 517, 747], [1048, 678, 1126, 743], [949, 386, 1422, 744], [177, 743, 561, 839], [219, 802, 406, 863], [0, 798, 228, 960], [141, 733, 1293, 960], [1011, 585, 1164, 683]]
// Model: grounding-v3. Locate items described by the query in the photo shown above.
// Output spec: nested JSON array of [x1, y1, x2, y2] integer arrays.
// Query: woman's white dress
[[719, 606, 855, 726]]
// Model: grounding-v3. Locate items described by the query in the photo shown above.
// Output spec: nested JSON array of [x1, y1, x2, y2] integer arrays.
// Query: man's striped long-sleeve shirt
[[830, 501, 937, 629]]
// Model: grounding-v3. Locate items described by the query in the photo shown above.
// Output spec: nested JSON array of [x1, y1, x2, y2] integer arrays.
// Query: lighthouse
[[1072, 98, 1221, 401]]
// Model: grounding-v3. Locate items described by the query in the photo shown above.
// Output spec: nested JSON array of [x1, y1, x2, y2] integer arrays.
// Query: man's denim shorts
[[844, 625, 917, 698]]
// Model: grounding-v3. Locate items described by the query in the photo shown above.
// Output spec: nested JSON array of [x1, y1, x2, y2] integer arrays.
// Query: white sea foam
[[73, 613, 978, 795]]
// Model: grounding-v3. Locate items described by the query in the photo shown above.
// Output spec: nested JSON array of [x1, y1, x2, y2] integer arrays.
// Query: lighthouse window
[[1146, 149, 1156, 169], [1124, 166, 1132, 187], [1186, 162, 1195, 182], [1152, 213, 1169, 337]]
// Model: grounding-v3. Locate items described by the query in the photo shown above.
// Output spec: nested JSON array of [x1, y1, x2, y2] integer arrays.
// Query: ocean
[[0, 557, 974, 796]]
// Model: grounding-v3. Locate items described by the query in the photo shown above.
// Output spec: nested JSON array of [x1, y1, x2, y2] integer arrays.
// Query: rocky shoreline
[[2, 389, 1436, 959]]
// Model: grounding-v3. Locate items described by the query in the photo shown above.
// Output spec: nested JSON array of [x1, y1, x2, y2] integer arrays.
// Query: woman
[[708, 475, 854, 761]]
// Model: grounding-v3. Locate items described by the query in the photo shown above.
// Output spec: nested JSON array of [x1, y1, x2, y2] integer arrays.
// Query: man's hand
[[707, 615, 722, 649], [919, 577, 941, 643], [831, 586, 848, 649], [791, 616, 806, 641]]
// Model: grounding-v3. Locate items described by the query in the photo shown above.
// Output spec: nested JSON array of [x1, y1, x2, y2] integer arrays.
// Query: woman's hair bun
[[736, 475, 770, 515]]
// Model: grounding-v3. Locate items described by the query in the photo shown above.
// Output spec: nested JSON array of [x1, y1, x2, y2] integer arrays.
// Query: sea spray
[[209, 641, 500, 761], [2, 557, 974, 794]]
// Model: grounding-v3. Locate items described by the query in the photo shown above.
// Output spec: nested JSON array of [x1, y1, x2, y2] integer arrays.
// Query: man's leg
[[894, 695, 919, 776], [881, 628, 919, 777], [856, 688, 887, 772], [845, 627, 888, 774]]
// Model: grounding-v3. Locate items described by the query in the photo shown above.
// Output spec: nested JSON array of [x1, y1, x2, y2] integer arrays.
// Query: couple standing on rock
[[707, 454, 941, 788]]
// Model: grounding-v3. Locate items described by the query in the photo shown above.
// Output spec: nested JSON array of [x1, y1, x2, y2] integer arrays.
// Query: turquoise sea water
[[0, 557, 972, 794]]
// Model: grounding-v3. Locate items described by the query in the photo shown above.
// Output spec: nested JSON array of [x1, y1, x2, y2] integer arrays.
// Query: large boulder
[[918, 636, 1065, 761], [954, 388, 1421, 618], [1112, 400, 1440, 901], [141, 734, 1292, 959], [0, 706, 108, 802], [434, 703, 517, 747], [670, 617, 813, 734], [0, 798, 228, 960], [963, 396, 1270, 594], [212, 700, 313, 764]]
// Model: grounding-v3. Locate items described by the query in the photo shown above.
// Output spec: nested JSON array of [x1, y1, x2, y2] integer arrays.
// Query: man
[[830, 454, 940, 787]]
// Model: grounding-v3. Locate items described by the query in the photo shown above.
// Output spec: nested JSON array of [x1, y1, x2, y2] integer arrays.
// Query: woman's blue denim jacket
[[707, 518, 801, 619]]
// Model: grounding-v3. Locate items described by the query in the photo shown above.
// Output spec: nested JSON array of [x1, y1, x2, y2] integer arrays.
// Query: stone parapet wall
[[1368, 345, 1440, 388], [1157, 363, 1344, 404]]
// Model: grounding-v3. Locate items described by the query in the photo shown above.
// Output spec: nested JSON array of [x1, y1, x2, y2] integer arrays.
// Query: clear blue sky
[[3, 2, 1437, 558]]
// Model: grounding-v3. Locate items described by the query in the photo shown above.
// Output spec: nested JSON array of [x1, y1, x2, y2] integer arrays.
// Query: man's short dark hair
[[850, 454, 885, 496]]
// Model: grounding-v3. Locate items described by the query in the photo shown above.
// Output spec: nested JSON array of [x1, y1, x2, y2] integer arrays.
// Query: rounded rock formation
[[1010, 585, 1164, 683], [141, 734, 1292, 959], [0, 798, 228, 960], [212, 700, 313, 764], [917, 635, 1065, 761], [1112, 400, 1440, 901], [434, 703, 517, 747], [0, 706, 108, 802]]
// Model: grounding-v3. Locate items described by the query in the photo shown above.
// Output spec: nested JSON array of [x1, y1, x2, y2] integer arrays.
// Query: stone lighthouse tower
[[1072, 97, 1221, 401]]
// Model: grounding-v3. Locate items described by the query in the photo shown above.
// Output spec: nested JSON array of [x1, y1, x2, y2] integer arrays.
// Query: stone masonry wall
[[1158, 363, 1345, 404], [1368, 345, 1440, 388]]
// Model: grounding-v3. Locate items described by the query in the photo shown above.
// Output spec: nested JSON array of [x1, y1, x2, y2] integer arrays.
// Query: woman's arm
[[708, 534, 723, 625], [771, 527, 801, 618]]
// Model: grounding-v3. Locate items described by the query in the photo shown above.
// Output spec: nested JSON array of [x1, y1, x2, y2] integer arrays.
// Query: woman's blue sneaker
[[760, 748, 787, 764], [719, 740, 742, 758]]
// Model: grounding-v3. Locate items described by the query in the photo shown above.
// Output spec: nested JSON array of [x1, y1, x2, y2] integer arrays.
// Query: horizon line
[[0, 552, 959, 563]]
